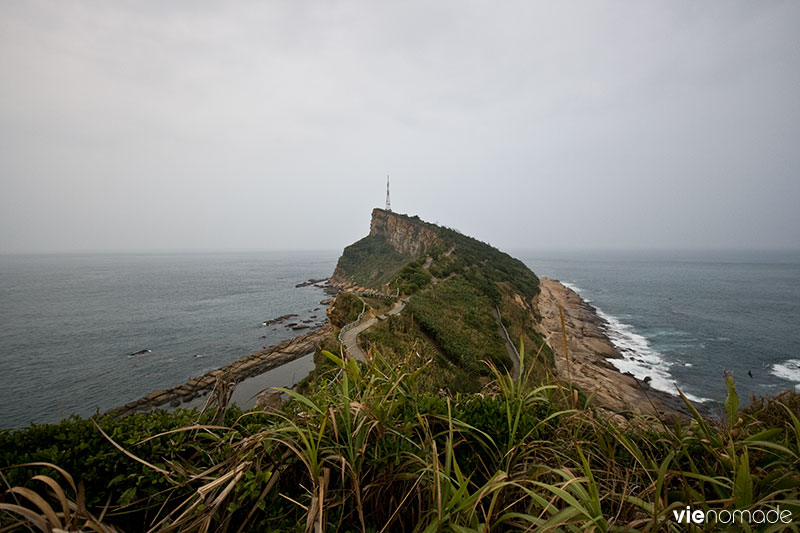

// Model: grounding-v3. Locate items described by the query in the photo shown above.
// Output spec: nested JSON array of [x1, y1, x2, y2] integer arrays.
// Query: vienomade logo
[[671, 505, 794, 526]]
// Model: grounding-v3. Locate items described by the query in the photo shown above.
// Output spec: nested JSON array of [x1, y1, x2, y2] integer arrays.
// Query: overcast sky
[[1, 1, 798, 253]]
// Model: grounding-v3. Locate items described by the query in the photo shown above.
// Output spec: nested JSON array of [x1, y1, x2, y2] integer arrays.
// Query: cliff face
[[330, 209, 443, 290], [369, 209, 443, 258]]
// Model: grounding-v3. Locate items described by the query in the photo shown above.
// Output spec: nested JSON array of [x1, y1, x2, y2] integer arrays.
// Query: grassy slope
[[333, 234, 410, 289], [406, 275, 509, 374]]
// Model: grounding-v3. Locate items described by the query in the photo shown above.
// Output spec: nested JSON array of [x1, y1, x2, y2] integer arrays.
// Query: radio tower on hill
[[385, 174, 392, 212]]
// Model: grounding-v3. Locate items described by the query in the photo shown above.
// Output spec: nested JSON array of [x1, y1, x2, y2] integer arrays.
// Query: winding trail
[[338, 255, 438, 362], [338, 256, 520, 381], [493, 306, 521, 379], [340, 296, 409, 362]]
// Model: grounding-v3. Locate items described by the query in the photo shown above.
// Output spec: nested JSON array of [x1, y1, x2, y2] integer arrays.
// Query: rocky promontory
[[327, 208, 694, 419]]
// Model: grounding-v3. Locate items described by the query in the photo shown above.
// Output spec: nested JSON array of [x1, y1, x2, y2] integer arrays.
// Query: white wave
[[558, 287, 712, 404], [561, 282, 591, 302], [770, 359, 800, 392]]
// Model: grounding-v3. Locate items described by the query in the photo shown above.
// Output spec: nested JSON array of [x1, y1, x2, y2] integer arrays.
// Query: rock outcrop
[[368, 209, 443, 257], [330, 209, 443, 289]]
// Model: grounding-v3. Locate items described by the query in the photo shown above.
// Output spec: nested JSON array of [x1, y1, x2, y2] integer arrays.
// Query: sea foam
[[770, 359, 800, 392], [563, 282, 711, 404]]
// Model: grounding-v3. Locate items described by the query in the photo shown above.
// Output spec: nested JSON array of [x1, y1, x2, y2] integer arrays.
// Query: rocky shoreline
[[105, 323, 332, 418], [534, 277, 702, 420]]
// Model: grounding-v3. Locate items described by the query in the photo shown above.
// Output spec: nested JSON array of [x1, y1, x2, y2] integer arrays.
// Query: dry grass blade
[[0, 502, 48, 531], [1, 463, 78, 495], [30, 475, 71, 524], [135, 423, 234, 444], [7, 487, 61, 528]]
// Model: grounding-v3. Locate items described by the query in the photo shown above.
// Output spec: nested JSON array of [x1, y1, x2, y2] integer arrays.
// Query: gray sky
[[1, 1, 798, 253]]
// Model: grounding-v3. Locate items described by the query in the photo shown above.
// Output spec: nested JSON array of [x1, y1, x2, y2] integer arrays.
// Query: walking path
[[493, 306, 521, 379], [339, 296, 409, 362], [338, 256, 520, 381]]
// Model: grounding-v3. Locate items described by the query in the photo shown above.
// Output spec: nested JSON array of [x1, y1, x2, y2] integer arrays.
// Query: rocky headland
[[329, 208, 693, 419]]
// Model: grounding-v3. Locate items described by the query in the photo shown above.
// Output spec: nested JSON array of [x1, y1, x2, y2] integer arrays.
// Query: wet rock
[[254, 391, 284, 410], [535, 278, 693, 419], [262, 314, 298, 327], [295, 278, 328, 288]]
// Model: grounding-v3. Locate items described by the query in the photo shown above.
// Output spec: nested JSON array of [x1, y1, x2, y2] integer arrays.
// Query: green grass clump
[[328, 291, 363, 328], [360, 311, 482, 393], [392, 257, 432, 295]]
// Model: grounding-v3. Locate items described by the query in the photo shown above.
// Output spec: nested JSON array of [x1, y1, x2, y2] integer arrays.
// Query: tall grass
[[3, 347, 799, 531]]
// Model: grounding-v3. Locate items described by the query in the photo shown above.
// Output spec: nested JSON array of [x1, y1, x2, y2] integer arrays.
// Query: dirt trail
[[340, 297, 409, 362], [492, 306, 521, 379]]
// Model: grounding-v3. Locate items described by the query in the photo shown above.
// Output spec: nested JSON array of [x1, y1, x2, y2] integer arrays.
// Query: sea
[[0, 252, 339, 428], [1, 249, 798, 428]]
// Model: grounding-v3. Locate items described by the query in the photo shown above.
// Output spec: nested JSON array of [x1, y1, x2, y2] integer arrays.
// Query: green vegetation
[[427, 226, 540, 304], [392, 257, 432, 295], [360, 311, 482, 393], [331, 211, 542, 391], [3, 353, 798, 531], [407, 276, 510, 374], [333, 211, 539, 304], [327, 291, 363, 328], [333, 235, 409, 289]]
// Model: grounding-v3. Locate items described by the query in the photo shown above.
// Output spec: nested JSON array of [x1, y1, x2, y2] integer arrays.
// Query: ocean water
[[0, 252, 338, 428], [518, 250, 800, 405]]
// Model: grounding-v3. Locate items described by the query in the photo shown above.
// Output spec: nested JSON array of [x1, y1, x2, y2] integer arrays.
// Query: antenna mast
[[385, 174, 391, 211]]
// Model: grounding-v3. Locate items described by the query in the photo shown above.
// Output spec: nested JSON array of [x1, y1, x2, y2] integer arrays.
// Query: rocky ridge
[[106, 324, 332, 418]]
